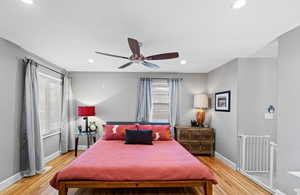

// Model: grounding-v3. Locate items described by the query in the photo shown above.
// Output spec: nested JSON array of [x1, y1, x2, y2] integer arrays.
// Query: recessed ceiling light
[[180, 60, 187, 65], [21, 0, 34, 5], [232, 0, 247, 9], [88, 59, 94, 63]]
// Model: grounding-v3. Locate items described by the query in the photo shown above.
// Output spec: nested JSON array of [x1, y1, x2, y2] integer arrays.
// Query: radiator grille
[[240, 135, 270, 173]]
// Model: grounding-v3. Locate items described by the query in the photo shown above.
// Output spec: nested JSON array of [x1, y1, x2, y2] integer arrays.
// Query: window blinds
[[38, 72, 63, 136], [151, 79, 169, 122]]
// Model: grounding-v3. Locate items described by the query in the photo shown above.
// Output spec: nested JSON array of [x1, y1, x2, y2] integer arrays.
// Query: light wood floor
[[1, 151, 271, 195]]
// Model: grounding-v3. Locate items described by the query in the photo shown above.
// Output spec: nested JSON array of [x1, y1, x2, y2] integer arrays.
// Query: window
[[151, 79, 169, 122], [38, 72, 63, 136]]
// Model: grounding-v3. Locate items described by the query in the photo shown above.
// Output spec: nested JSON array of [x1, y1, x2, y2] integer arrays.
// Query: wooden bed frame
[[58, 180, 213, 195]]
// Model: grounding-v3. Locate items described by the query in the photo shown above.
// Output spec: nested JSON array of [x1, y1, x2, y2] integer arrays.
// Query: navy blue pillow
[[125, 130, 153, 145]]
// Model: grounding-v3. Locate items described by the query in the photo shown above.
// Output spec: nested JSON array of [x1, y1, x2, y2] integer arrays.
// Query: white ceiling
[[0, 0, 300, 73]]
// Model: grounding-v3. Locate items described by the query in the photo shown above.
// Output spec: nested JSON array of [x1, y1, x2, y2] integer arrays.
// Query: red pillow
[[102, 124, 138, 140], [138, 125, 172, 141]]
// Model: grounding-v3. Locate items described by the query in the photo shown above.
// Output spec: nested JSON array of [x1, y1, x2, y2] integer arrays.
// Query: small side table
[[75, 131, 97, 157], [175, 126, 215, 156]]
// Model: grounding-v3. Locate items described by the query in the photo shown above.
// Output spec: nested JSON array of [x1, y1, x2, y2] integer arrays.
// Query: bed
[[50, 139, 217, 195]]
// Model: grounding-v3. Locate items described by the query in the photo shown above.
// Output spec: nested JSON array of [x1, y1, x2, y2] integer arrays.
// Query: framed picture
[[215, 91, 231, 112]]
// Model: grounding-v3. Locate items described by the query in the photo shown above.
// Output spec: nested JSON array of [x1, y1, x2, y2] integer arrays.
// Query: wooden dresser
[[175, 126, 215, 156]]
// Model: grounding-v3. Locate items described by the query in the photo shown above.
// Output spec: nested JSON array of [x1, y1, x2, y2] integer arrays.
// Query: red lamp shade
[[78, 106, 96, 117]]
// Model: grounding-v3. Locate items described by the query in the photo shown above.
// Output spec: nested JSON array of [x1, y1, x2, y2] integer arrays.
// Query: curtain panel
[[60, 74, 76, 153], [21, 59, 45, 177], [136, 78, 152, 122], [168, 78, 183, 136]]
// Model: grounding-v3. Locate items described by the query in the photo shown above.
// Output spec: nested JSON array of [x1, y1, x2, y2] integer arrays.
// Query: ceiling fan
[[95, 38, 179, 69]]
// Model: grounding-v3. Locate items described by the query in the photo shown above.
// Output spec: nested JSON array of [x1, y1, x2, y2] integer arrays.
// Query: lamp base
[[196, 110, 205, 127]]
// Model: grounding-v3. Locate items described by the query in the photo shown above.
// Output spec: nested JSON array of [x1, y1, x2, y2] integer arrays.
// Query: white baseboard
[[0, 152, 60, 192], [0, 172, 22, 191], [239, 170, 275, 193], [44, 151, 61, 164], [78, 145, 87, 150], [215, 152, 237, 170]]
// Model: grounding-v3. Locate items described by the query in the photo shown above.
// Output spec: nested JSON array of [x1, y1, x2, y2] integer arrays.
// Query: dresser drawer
[[191, 142, 212, 154], [199, 142, 213, 152], [178, 129, 212, 141], [190, 131, 212, 141], [178, 130, 191, 140], [180, 142, 192, 151], [180, 142, 213, 154]]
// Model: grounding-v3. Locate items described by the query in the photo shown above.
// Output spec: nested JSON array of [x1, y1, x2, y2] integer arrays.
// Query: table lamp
[[193, 94, 208, 127], [78, 106, 96, 132]]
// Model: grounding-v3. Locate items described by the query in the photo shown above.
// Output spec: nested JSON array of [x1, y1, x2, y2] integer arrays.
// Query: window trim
[[38, 71, 63, 137], [42, 130, 61, 139], [38, 72, 63, 83]]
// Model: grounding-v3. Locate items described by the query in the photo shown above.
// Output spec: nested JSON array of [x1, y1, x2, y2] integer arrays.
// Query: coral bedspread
[[50, 139, 217, 189]]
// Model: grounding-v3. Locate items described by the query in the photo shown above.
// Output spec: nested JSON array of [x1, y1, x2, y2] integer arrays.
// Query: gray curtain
[[136, 78, 152, 122], [60, 74, 76, 153], [21, 59, 45, 176], [168, 78, 183, 136]]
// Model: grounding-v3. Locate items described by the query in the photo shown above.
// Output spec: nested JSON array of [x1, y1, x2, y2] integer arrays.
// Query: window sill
[[42, 131, 61, 139]]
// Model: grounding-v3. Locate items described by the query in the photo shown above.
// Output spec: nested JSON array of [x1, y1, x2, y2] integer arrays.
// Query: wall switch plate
[[264, 113, 274, 120]]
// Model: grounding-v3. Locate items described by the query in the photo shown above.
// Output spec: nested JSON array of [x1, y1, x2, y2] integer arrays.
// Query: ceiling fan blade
[[95, 51, 129, 59], [142, 61, 160, 69], [145, 52, 179, 60], [128, 38, 140, 56], [118, 62, 134, 69]]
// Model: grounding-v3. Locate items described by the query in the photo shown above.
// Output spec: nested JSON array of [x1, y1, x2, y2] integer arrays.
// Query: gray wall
[[0, 38, 62, 182], [70, 72, 207, 143], [207, 59, 239, 163], [43, 135, 60, 157], [238, 58, 278, 141], [207, 57, 278, 165], [276, 26, 300, 195]]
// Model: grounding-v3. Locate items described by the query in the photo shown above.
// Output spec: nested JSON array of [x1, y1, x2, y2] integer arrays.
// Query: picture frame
[[215, 90, 231, 112]]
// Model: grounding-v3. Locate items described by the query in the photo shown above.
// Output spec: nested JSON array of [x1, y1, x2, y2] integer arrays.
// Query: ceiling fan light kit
[[95, 38, 179, 69]]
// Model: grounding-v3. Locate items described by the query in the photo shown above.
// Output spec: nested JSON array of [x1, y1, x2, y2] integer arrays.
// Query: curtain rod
[[139, 77, 183, 79], [38, 63, 64, 76], [24, 57, 65, 76]]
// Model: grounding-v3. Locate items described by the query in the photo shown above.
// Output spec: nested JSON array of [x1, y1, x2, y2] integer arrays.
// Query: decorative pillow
[[125, 130, 153, 145], [137, 125, 172, 141], [102, 124, 138, 140]]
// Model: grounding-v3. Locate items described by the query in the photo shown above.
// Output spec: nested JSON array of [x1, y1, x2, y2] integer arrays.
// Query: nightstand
[[175, 126, 215, 156], [75, 131, 97, 157]]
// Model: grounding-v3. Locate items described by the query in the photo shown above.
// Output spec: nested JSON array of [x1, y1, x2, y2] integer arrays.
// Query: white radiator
[[240, 135, 270, 173]]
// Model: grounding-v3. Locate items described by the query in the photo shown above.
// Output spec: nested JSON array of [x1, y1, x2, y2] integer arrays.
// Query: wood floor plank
[[0, 151, 271, 195]]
